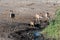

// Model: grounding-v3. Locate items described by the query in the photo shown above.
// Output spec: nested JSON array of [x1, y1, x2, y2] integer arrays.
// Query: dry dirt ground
[[0, 0, 60, 40]]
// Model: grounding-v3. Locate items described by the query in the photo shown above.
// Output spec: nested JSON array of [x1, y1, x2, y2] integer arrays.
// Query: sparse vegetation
[[42, 9, 60, 40]]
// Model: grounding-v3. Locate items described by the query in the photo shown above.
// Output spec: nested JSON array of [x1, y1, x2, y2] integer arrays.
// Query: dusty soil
[[0, 0, 60, 23]]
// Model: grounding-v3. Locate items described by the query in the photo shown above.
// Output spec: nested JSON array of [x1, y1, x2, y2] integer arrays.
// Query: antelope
[[35, 14, 43, 22], [10, 10, 15, 18], [45, 12, 50, 20], [29, 21, 34, 27]]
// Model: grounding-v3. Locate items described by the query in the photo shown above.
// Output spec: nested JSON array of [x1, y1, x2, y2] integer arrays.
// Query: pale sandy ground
[[0, 0, 60, 23], [0, 0, 60, 40]]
